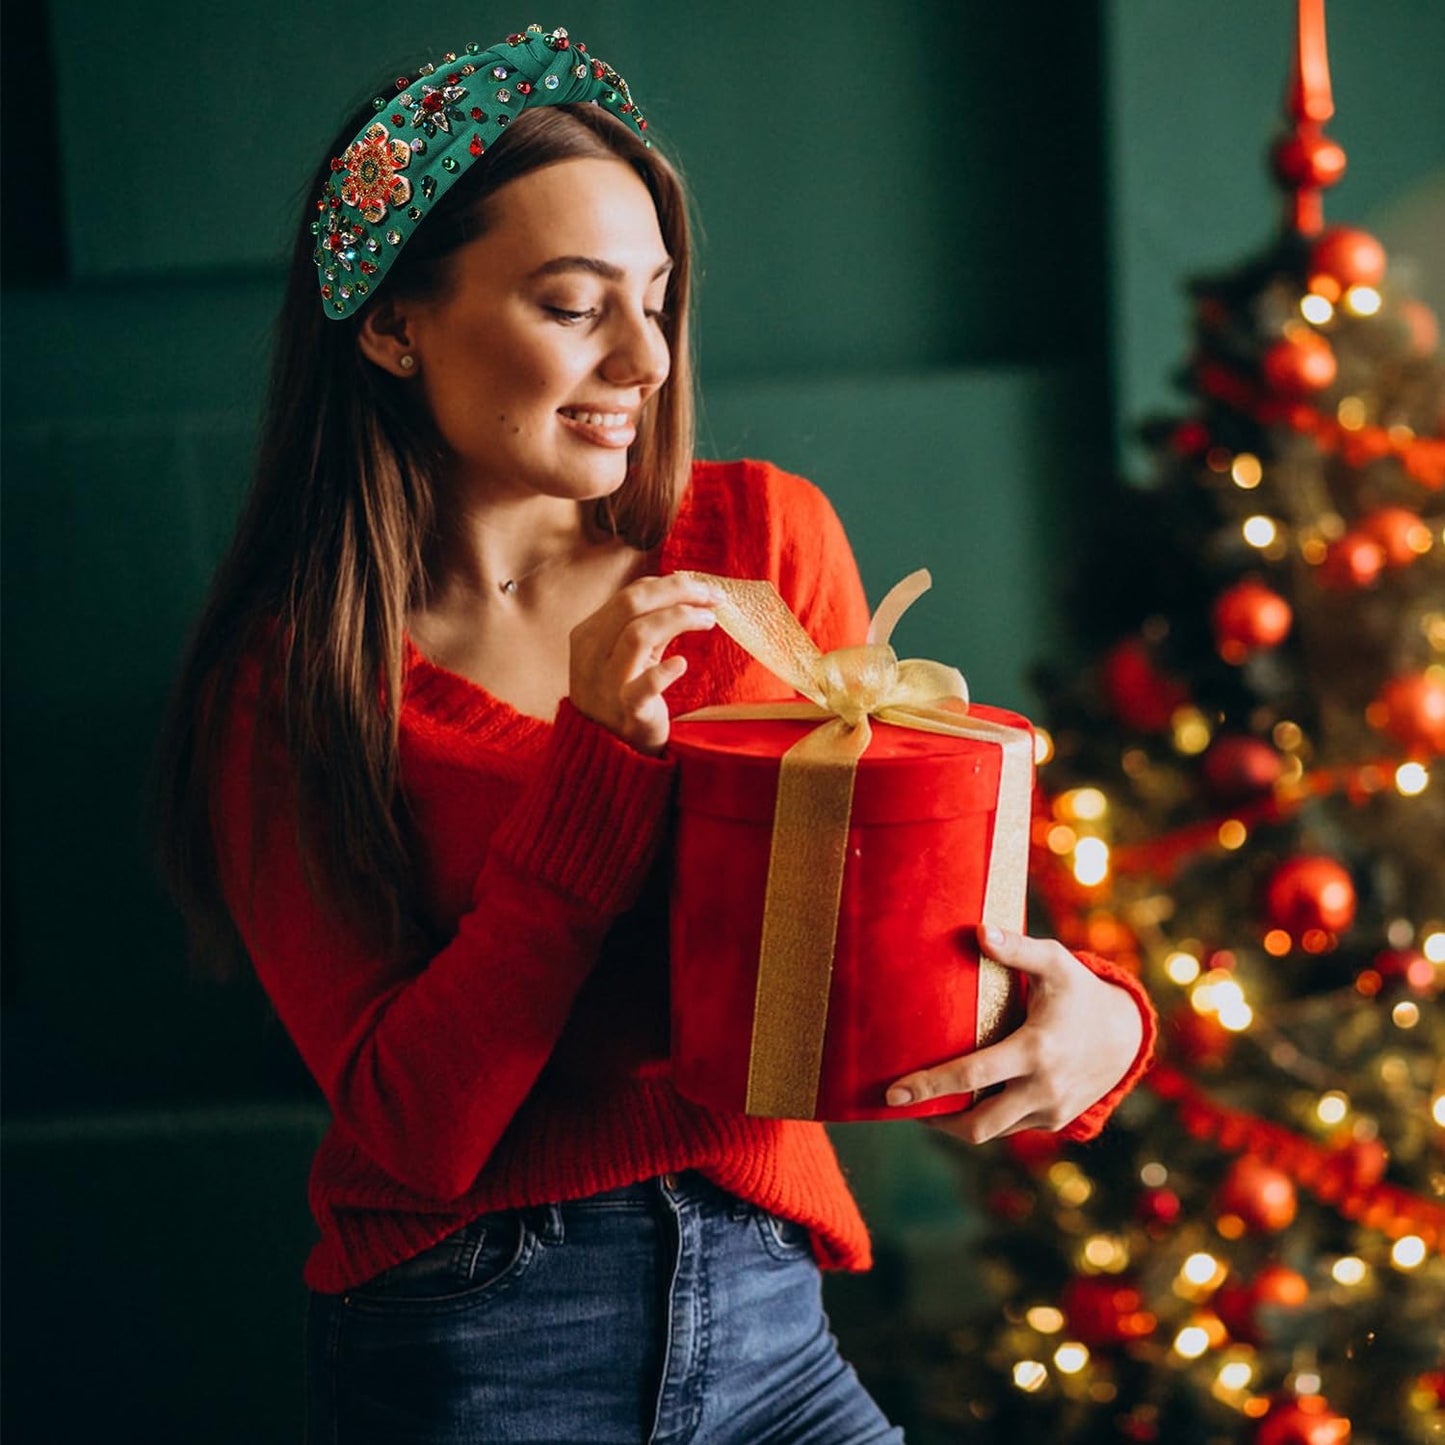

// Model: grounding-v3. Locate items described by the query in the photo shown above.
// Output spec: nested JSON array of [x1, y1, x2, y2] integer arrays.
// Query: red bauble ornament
[[1167, 1005, 1233, 1069], [1136, 1187, 1183, 1229], [1262, 331, 1337, 397], [1308, 226, 1387, 289], [1213, 580, 1293, 661], [1218, 1155, 1299, 1233], [1399, 299, 1440, 357], [1060, 1275, 1157, 1348], [1317, 532, 1384, 591], [1271, 132, 1348, 190], [1003, 1130, 1063, 1174], [1202, 735, 1284, 803], [1358, 505, 1428, 569], [1100, 638, 1189, 732], [1255, 1395, 1352, 1445], [1264, 855, 1356, 937], [1374, 947, 1438, 995], [1323, 1136, 1389, 1195], [1216, 1264, 1309, 1343], [1371, 672, 1445, 756]]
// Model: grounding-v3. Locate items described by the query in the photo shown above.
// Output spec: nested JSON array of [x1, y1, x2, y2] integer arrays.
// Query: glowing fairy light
[[1047, 824, 1078, 855], [1180, 1253, 1225, 1289], [1300, 294, 1334, 324], [1026, 1306, 1065, 1334], [1332, 1256, 1367, 1286], [1431, 1095, 1445, 1128], [1316, 1092, 1349, 1125], [1054, 1343, 1090, 1374], [1391, 1236, 1426, 1270], [1013, 1361, 1048, 1392], [1218, 819, 1247, 850], [1231, 453, 1264, 488], [1217, 1360, 1254, 1391], [1174, 1326, 1211, 1360], [1065, 788, 1109, 822], [1343, 285, 1382, 316], [1081, 1234, 1130, 1272], [1337, 396, 1367, 429], [1033, 728, 1055, 765], [1392, 1001, 1421, 1029], [1273, 720, 1304, 750], [1173, 707, 1213, 754], [1217, 996, 1254, 1032], [1193, 971, 1244, 1019], [1073, 837, 1110, 887], [1243, 515, 1278, 548], [1424, 931, 1445, 963], [1047, 1160, 1093, 1208], [1395, 762, 1429, 796], [1166, 951, 1202, 985], [1140, 1162, 1169, 1187]]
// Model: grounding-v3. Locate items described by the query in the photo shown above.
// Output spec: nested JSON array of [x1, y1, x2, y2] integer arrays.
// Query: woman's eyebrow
[[527, 255, 675, 283]]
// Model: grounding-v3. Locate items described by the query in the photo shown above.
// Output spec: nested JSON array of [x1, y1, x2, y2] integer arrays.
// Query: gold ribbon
[[677, 569, 1033, 1117]]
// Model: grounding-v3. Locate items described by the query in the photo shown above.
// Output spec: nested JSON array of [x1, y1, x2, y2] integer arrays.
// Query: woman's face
[[399, 156, 673, 506]]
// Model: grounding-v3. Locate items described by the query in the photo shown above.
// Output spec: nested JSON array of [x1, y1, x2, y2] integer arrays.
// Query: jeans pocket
[[345, 1211, 535, 1315], [753, 1207, 814, 1262]]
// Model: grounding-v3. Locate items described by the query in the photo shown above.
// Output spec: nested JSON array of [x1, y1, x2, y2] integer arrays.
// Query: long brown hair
[[154, 96, 695, 977]]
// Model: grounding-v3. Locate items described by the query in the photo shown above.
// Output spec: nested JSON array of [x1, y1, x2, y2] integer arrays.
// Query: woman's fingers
[[977, 924, 1072, 978], [608, 603, 719, 671], [925, 1082, 1048, 1145], [569, 572, 723, 752], [886, 928, 1147, 1141], [885, 1031, 1033, 1108]]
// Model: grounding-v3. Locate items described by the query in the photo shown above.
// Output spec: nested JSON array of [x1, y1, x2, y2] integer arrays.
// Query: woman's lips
[[557, 407, 636, 448]]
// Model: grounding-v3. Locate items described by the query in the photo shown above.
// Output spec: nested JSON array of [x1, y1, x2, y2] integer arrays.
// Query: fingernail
[[982, 924, 1006, 948], [886, 1086, 915, 1106]]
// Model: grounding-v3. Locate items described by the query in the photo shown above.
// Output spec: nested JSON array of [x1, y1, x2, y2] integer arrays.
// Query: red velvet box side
[[668, 707, 1031, 1122]]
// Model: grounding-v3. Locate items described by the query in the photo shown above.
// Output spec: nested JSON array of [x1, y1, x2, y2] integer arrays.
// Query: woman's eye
[[545, 306, 597, 325]]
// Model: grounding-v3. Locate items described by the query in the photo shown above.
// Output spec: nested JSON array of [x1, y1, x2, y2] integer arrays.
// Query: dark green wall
[[3, 3, 1439, 1440]]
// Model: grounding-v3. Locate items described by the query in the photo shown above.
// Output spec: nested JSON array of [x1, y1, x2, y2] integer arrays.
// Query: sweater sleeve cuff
[[486, 699, 678, 916], [1058, 950, 1158, 1142]]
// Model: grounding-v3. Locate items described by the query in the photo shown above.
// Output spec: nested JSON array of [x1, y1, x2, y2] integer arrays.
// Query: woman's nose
[[601, 306, 670, 391]]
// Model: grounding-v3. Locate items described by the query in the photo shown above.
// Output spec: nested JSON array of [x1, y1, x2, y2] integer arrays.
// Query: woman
[[157, 24, 1154, 1443]]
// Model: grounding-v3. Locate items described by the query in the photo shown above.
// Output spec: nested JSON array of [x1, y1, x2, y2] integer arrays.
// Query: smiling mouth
[[557, 407, 637, 448], [559, 407, 632, 428]]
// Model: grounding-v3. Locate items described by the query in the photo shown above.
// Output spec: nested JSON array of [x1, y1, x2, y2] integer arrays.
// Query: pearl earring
[[398, 354, 416, 371]]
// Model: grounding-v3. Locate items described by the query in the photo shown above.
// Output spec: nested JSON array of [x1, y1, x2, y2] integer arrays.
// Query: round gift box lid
[[669, 702, 1032, 827]]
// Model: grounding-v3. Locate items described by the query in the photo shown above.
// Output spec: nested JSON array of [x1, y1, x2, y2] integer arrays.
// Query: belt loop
[[530, 1201, 565, 1246]]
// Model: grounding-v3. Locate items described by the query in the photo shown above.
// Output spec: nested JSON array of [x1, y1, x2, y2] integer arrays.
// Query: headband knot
[[314, 24, 649, 319]]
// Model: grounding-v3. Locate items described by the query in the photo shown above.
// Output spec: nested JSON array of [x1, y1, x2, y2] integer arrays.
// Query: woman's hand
[[569, 574, 722, 754], [886, 926, 1145, 1142]]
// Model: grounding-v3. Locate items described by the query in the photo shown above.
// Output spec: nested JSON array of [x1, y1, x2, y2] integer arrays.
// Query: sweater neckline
[[402, 467, 731, 741]]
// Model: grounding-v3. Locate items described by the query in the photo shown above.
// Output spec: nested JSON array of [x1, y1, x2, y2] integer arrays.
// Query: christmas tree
[[932, 3, 1445, 1441]]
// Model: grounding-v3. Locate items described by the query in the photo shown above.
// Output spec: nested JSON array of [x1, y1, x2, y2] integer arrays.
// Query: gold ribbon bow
[[677, 569, 1033, 1117]]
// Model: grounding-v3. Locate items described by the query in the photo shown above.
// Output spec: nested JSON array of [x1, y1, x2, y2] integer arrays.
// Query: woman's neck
[[425, 492, 598, 603]]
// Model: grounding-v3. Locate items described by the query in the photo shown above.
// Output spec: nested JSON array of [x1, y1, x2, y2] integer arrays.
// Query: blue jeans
[[305, 1171, 904, 1444]]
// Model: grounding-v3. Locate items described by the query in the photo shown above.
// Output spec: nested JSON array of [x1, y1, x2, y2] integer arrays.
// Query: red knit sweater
[[215, 459, 1156, 1293]]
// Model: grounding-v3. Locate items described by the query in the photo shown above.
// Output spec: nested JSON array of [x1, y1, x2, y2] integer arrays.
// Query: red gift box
[[667, 575, 1035, 1122]]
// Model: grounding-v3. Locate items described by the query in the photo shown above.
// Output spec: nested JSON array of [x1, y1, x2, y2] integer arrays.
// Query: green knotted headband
[[314, 23, 649, 319]]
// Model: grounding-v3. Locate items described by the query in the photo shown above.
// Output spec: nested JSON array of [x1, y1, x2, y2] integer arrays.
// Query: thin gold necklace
[[495, 534, 612, 596]]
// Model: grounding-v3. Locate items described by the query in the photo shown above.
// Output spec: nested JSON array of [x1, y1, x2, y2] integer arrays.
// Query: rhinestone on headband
[[313, 24, 650, 319]]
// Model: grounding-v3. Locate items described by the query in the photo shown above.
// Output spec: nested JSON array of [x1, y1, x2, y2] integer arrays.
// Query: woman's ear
[[357, 295, 421, 377]]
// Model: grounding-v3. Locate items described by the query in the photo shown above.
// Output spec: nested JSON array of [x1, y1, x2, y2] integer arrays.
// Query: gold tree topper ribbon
[[676, 569, 1033, 1118]]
